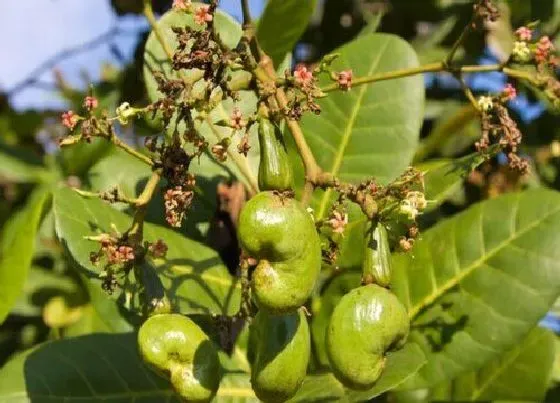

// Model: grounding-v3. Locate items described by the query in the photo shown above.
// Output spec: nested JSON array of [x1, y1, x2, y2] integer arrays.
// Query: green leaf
[[214, 372, 258, 402], [0, 333, 180, 402], [63, 305, 114, 338], [430, 327, 555, 401], [0, 187, 50, 324], [0, 142, 50, 183], [88, 150, 218, 240], [0, 332, 262, 402], [392, 189, 560, 388], [288, 373, 346, 402], [53, 186, 240, 317], [58, 137, 112, 177], [299, 33, 424, 219], [420, 147, 498, 209], [256, 0, 317, 67]]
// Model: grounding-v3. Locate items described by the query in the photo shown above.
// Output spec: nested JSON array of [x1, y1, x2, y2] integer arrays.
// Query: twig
[[240, 0, 252, 26], [257, 57, 322, 205], [143, 0, 175, 62], [112, 136, 154, 166], [126, 170, 162, 243]]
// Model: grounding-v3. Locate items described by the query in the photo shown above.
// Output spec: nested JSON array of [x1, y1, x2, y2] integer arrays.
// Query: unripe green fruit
[[250, 309, 310, 402], [326, 284, 409, 390], [362, 221, 392, 287], [137, 314, 221, 402], [238, 191, 321, 313], [257, 118, 293, 192]]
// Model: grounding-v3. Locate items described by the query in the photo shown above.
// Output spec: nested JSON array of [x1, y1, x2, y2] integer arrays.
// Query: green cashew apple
[[362, 221, 392, 287], [250, 309, 310, 402], [137, 314, 221, 402], [257, 118, 293, 192], [238, 191, 321, 313], [326, 284, 409, 390]]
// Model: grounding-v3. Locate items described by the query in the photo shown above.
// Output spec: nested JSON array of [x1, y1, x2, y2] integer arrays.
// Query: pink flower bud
[[61, 111, 79, 130], [502, 83, 517, 100], [83, 96, 98, 110], [515, 26, 532, 41], [293, 64, 314, 86], [194, 5, 213, 25], [337, 70, 353, 91]]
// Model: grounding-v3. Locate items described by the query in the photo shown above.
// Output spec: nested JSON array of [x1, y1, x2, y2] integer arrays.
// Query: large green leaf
[[0, 187, 50, 324], [88, 150, 219, 240], [0, 333, 178, 402], [0, 332, 261, 402], [53, 186, 240, 317], [58, 137, 112, 177], [392, 189, 560, 388], [299, 33, 424, 219], [256, 0, 317, 67], [430, 327, 555, 401]]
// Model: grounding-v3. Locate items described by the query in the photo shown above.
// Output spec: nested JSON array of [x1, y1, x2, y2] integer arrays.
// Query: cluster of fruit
[[136, 119, 410, 402]]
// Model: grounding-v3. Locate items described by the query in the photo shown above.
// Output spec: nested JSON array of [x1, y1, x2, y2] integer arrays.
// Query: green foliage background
[[1, 0, 560, 402]]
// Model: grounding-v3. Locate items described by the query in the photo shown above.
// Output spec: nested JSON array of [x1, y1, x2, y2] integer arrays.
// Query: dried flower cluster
[[476, 86, 528, 173]]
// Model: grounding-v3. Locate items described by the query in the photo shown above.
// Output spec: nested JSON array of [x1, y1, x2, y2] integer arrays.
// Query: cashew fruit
[[250, 309, 310, 402], [362, 221, 392, 287], [326, 284, 409, 389], [137, 314, 221, 402], [238, 191, 321, 313], [257, 118, 293, 192]]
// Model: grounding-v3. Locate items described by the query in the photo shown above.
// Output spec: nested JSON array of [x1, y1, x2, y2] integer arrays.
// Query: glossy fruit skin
[[326, 284, 409, 390], [250, 309, 310, 402], [238, 191, 321, 313], [362, 222, 392, 287], [137, 314, 221, 402], [257, 118, 293, 192]]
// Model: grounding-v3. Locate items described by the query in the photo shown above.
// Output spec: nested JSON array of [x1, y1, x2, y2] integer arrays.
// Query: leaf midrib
[[316, 39, 390, 219]]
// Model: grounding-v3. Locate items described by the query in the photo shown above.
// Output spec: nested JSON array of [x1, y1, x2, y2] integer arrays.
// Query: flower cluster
[[512, 26, 556, 67], [337, 70, 353, 91], [282, 64, 325, 120], [160, 145, 196, 227], [476, 85, 528, 173], [399, 191, 427, 220], [472, 0, 500, 26], [89, 234, 135, 267]]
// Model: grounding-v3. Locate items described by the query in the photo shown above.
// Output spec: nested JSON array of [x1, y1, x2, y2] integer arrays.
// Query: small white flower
[[116, 102, 133, 125], [400, 191, 427, 220], [477, 96, 494, 112], [400, 200, 418, 220], [512, 41, 532, 62]]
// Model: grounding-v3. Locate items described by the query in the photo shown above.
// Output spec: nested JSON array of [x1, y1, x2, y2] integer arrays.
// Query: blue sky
[[0, 0, 264, 111]]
